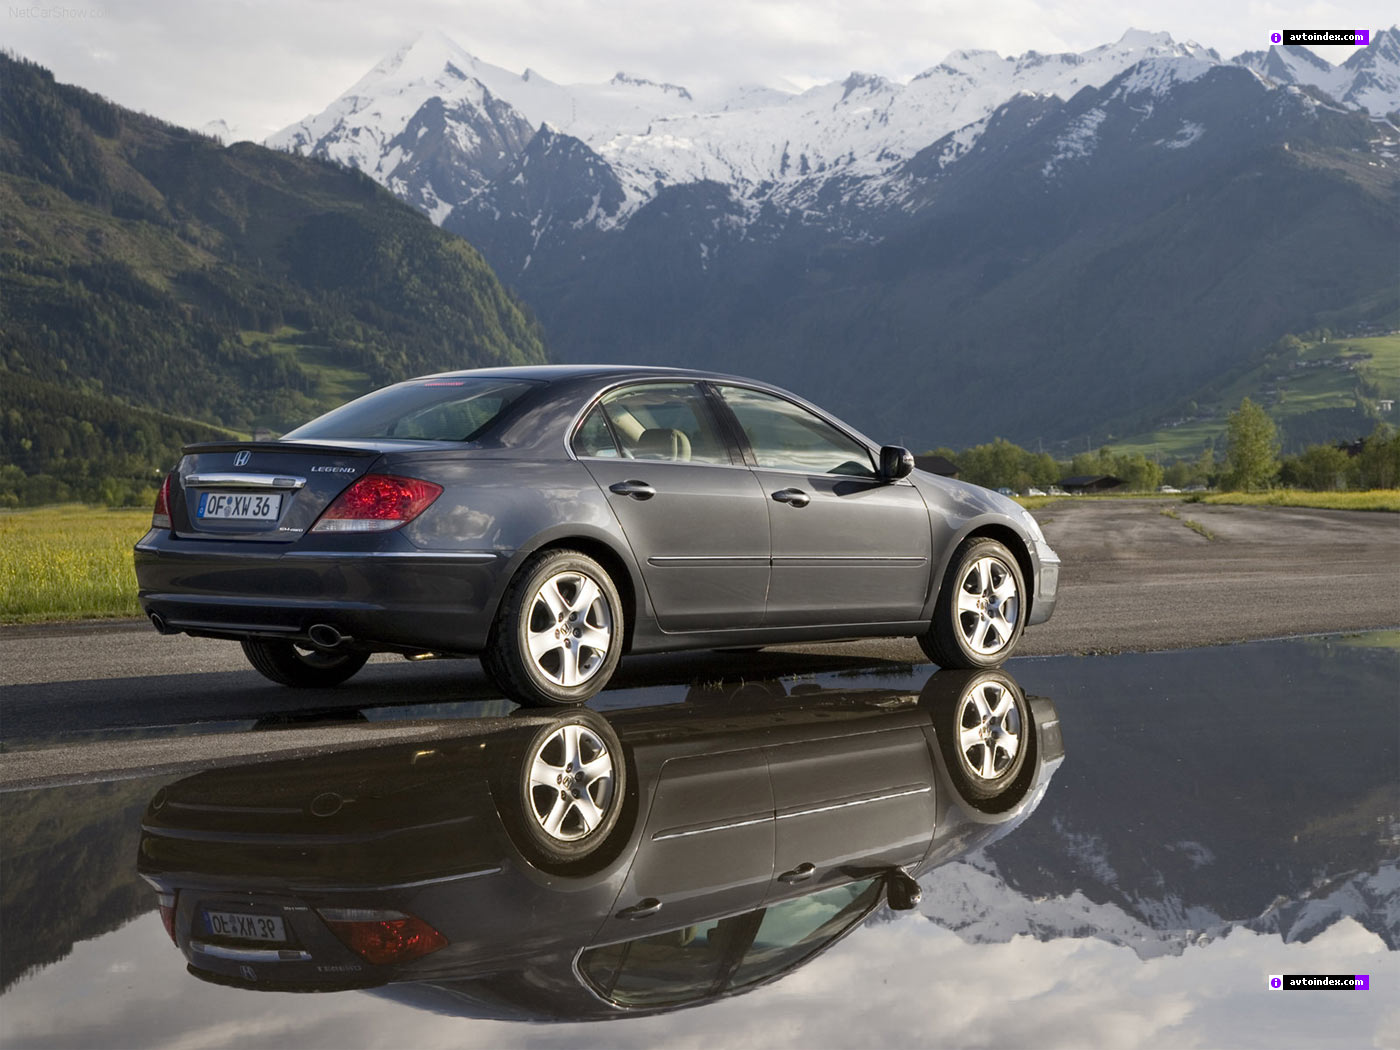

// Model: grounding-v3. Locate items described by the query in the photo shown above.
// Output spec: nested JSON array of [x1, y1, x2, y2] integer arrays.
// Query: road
[[2, 500, 1396, 786]]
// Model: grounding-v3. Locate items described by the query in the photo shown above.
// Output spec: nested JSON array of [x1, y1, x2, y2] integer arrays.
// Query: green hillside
[[0, 53, 548, 504], [1107, 333, 1400, 459]]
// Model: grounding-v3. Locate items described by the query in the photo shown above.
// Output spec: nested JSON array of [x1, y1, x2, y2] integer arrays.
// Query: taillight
[[156, 890, 178, 945], [317, 908, 447, 965], [311, 475, 443, 533], [152, 473, 173, 529]]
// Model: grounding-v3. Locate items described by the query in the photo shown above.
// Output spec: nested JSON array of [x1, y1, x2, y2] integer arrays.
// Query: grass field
[[1194, 489, 1400, 512], [0, 505, 150, 623], [1108, 334, 1400, 460]]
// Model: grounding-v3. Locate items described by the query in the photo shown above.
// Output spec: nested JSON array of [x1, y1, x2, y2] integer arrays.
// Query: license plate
[[196, 491, 282, 521], [204, 910, 287, 942]]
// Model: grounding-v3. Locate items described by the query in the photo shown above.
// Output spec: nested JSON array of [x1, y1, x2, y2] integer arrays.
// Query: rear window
[[283, 378, 539, 442]]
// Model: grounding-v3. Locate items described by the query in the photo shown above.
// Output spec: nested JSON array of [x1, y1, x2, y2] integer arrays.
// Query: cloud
[[4, 0, 1395, 138]]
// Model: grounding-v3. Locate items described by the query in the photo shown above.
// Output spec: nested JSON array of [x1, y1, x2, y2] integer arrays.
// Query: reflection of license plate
[[197, 491, 282, 521], [204, 910, 286, 942]]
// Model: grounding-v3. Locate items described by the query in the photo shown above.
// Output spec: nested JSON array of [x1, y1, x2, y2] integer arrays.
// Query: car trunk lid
[[170, 440, 430, 543]]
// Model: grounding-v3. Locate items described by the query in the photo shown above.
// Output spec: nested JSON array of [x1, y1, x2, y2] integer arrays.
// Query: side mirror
[[879, 445, 915, 482], [885, 868, 922, 911]]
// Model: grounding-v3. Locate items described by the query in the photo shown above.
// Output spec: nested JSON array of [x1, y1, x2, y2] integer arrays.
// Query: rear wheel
[[482, 549, 624, 707], [240, 639, 370, 687], [496, 711, 626, 869], [919, 537, 1025, 669]]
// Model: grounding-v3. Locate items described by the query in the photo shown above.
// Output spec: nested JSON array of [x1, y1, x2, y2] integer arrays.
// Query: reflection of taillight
[[152, 474, 173, 530], [311, 475, 443, 533], [317, 908, 447, 965], [156, 890, 178, 945]]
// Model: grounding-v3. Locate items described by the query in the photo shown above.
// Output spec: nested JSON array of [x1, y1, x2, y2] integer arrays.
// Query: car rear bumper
[[134, 531, 513, 653]]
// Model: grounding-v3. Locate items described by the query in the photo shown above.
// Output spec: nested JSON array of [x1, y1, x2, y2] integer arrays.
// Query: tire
[[928, 669, 1031, 801], [498, 711, 626, 868], [919, 537, 1026, 669], [481, 549, 624, 708], [240, 639, 370, 688]]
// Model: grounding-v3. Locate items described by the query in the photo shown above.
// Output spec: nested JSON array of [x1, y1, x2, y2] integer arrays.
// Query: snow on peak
[[1118, 28, 1176, 49]]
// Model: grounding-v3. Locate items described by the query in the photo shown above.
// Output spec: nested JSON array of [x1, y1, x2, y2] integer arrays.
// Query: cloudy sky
[[6, 0, 1397, 139]]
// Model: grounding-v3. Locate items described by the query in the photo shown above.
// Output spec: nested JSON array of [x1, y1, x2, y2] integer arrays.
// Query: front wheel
[[482, 549, 624, 707], [919, 537, 1026, 669], [240, 639, 370, 687], [930, 670, 1031, 801]]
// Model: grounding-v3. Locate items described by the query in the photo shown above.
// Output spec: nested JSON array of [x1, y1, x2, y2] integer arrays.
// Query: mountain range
[[0, 53, 546, 504], [266, 28, 1400, 451]]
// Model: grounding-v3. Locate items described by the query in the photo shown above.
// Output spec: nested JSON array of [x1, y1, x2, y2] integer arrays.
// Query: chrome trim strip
[[647, 555, 768, 565], [289, 867, 503, 892], [776, 785, 930, 820], [190, 941, 312, 962], [771, 555, 926, 565], [652, 813, 771, 841], [647, 555, 924, 566], [281, 550, 499, 562], [186, 473, 307, 490]]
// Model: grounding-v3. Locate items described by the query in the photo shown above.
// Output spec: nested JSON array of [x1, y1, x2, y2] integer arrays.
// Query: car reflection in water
[[138, 668, 1063, 1020]]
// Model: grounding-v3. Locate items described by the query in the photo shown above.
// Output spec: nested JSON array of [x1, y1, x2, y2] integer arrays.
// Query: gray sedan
[[134, 366, 1060, 705]]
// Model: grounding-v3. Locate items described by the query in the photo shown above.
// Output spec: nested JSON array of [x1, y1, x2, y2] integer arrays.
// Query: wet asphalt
[[1, 500, 1396, 783]]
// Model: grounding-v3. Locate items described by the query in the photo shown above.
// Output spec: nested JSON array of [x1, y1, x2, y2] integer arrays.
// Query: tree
[[1281, 443, 1352, 491], [1222, 398, 1280, 491], [1355, 424, 1400, 490]]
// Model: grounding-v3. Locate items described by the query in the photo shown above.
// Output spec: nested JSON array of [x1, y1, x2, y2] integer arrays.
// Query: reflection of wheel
[[483, 549, 624, 707], [240, 639, 370, 687], [502, 712, 626, 868], [933, 671, 1030, 800], [919, 537, 1025, 669]]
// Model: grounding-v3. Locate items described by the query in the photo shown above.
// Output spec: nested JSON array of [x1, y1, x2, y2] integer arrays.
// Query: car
[[1025, 487, 1046, 497], [135, 365, 1060, 706], [136, 668, 1064, 1014]]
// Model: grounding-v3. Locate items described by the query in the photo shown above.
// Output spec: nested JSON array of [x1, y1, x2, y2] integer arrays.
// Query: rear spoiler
[[180, 441, 381, 457]]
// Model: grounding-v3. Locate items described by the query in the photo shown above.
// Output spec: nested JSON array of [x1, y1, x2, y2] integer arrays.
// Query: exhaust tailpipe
[[307, 623, 344, 649], [149, 612, 178, 636]]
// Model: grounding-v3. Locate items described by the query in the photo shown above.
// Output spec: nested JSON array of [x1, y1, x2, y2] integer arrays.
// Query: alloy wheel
[[525, 571, 613, 688], [956, 679, 1024, 782], [955, 555, 1020, 656], [526, 722, 617, 842]]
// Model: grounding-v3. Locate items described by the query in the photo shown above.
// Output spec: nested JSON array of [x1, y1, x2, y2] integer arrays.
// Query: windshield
[[283, 378, 540, 442]]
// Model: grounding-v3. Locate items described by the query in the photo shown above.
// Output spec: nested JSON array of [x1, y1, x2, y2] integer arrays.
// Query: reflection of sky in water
[[2, 908, 1393, 1049], [1, 635, 1395, 1048]]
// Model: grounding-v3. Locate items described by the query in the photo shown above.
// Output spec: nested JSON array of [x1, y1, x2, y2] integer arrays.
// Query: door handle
[[778, 862, 816, 884], [616, 897, 663, 919], [609, 480, 656, 501], [771, 488, 810, 508]]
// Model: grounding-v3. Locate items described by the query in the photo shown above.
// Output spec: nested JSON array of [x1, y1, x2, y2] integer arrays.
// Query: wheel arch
[[503, 532, 644, 654], [930, 520, 1036, 624]]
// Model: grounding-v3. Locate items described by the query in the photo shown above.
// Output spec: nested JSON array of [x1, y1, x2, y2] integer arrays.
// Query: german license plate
[[197, 491, 282, 521], [204, 910, 286, 942]]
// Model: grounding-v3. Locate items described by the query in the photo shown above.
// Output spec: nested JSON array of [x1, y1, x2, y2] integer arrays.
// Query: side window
[[717, 387, 874, 478], [572, 406, 619, 458], [597, 384, 732, 465]]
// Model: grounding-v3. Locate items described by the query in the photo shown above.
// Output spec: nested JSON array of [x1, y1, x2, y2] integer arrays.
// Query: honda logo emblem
[[240, 964, 257, 982], [233, 450, 251, 467]]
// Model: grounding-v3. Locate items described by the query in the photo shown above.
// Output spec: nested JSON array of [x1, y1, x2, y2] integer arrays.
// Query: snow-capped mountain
[[269, 27, 1399, 233], [918, 854, 1400, 960], [1234, 28, 1400, 115], [265, 28, 1399, 450]]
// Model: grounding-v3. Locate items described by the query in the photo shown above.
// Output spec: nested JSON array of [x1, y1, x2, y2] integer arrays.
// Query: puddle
[[1, 634, 1395, 1049]]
